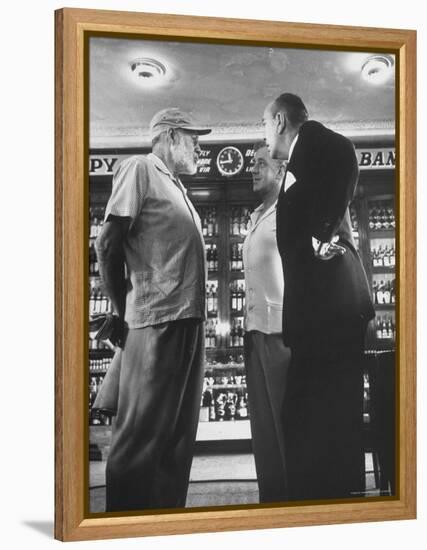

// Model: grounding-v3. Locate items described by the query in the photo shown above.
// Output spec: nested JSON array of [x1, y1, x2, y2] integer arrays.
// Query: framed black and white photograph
[[55, 7, 416, 542]]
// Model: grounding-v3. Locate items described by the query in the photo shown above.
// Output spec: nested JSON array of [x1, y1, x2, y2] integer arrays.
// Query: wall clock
[[216, 146, 244, 176]]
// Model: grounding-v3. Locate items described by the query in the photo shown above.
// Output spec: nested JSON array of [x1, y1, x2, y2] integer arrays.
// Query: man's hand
[[312, 235, 346, 261]]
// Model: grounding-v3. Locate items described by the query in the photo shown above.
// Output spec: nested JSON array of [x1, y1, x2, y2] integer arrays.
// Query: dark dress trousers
[[106, 319, 204, 512], [276, 120, 375, 501]]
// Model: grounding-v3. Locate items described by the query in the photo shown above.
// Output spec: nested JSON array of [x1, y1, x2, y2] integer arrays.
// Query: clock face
[[216, 146, 244, 177]]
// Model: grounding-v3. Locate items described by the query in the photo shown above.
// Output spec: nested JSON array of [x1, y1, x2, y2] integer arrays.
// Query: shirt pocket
[[266, 300, 283, 334]]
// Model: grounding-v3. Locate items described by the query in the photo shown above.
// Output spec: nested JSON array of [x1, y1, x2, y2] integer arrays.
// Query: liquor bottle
[[207, 210, 214, 237], [350, 206, 359, 232], [373, 203, 381, 230], [90, 217, 98, 239], [391, 281, 396, 304], [210, 321, 216, 348], [206, 244, 211, 271], [388, 207, 396, 229], [207, 285, 214, 313], [236, 394, 248, 419], [212, 286, 218, 314], [383, 210, 390, 229], [383, 280, 391, 304], [210, 244, 215, 271], [229, 319, 234, 346], [207, 244, 212, 271], [386, 318, 393, 339], [237, 283, 243, 312], [232, 284, 237, 311], [234, 320, 241, 347], [93, 250, 99, 275], [381, 317, 388, 340], [237, 319, 244, 347], [216, 393, 226, 421], [205, 322, 210, 348], [376, 317, 383, 339], [89, 288, 95, 315], [237, 243, 243, 271], [209, 392, 216, 421], [377, 245, 384, 267], [89, 377, 98, 407], [390, 246, 396, 267], [211, 322, 217, 348], [376, 280, 385, 304], [232, 209, 239, 235], [206, 320, 212, 348], [375, 204, 383, 230], [101, 292, 108, 314], [372, 280, 378, 304], [368, 205, 376, 230], [225, 392, 237, 421], [383, 245, 390, 267]]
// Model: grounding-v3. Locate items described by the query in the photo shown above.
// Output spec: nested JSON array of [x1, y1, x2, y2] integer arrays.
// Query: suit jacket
[[276, 120, 375, 347]]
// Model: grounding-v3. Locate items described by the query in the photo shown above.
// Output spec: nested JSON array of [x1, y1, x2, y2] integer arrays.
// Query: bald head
[[271, 93, 308, 126], [263, 93, 308, 161]]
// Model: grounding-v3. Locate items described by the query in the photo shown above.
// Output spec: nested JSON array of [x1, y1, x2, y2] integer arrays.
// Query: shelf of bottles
[[367, 198, 396, 349], [198, 355, 250, 422], [228, 207, 250, 353], [88, 208, 111, 425], [89, 372, 113, 426], [197, 203, 254, 426], [89, 208, 110, 316], [349, 203, 360, 250]]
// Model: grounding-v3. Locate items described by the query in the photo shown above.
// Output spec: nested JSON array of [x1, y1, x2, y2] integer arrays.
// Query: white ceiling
[[89, 37, 395, 147]]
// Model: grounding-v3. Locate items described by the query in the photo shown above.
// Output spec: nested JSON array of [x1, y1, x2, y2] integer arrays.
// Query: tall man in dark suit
[[263, 93, 375, 501]]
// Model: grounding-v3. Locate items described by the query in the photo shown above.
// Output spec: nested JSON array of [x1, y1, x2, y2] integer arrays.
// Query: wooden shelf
[[372, 266, 395, 274], [204, 384, 246, 390], [374, 303, 395, 310], [229, 234, 246, 242], [366, 340, 395, 351], [205, 363, 246, 371], [368, 229, 395, 239], [89, 349, 115, 358]]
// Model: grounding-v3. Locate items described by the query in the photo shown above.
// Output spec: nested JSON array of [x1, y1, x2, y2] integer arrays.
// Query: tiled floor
[[89, 452, 382, 513], [89, 453, 258, 512]]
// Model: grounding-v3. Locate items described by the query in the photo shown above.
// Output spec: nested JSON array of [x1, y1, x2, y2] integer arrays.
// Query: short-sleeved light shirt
[[242, 201, 284, 334], [104, 153, 206, 328]]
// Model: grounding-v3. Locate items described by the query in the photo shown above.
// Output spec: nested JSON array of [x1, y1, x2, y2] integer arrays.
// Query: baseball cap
[[149, 107, 212, 141]]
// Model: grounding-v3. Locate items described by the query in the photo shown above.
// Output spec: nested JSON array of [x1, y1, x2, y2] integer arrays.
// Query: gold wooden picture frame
[[55, 7, 416, 542]]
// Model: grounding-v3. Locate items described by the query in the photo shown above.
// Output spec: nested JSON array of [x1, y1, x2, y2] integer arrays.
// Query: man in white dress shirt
[[242, 143, 291, 503]]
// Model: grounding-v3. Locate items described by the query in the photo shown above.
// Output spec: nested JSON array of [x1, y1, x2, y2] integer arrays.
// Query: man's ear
[[277, 111, 287, 135], [276, 163, 286, 181], [168, 128, 178, 143]]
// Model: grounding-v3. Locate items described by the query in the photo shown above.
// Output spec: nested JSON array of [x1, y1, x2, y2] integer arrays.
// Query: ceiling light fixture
[[130, 57, 167, 82], [361, 55, 394, 85]]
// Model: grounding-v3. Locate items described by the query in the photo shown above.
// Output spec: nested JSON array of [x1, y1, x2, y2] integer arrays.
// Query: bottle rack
[[364, 196, 396, 350]]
